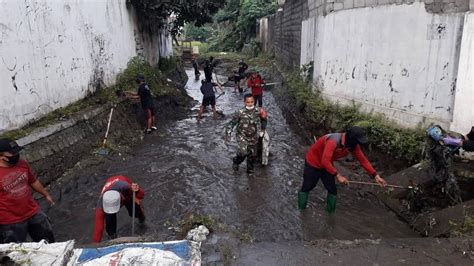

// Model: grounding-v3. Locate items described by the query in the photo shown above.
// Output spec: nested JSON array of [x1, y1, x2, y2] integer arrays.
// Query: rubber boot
[[326, 193, 337, 214], [246, 156, 255, 174], [298, 192, 309, 210], [233, 155, 245, 171]]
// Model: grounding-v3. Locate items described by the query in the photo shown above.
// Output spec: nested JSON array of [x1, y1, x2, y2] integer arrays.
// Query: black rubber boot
[[233, 155, 245, 171], [246, 156, 255, 174]]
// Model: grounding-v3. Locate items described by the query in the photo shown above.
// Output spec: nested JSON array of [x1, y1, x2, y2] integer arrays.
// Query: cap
[[346, 126, 368, 145], [102, 190, 121, 214], [0, 138, 23, 153], [136, 74, 145, 82]]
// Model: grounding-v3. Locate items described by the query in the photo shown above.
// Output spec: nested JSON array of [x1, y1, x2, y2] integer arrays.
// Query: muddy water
[[45, 70, 416, 246]]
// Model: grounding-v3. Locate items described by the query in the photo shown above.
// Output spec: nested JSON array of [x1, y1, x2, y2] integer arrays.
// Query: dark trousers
[[0, 211, 55, 244], [253, 94, 263, 107], [300, 162, 337, 195], [463, 140, 474, 152], [105, 200, 145, 238]]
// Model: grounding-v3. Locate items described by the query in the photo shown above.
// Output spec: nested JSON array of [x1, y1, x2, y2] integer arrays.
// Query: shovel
[[97, 107, 114, 155]]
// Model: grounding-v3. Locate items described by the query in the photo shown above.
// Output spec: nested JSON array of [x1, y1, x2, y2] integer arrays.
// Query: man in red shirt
[[247, 72, 265, 107], [298, 127, 387, 213], [93, 175, 145, 243], [0, 138, 55, 243]]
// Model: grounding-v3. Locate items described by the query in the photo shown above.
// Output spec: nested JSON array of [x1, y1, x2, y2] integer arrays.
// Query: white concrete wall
[[0, 0, 172, 133], [300, 16, 316, 66], [451, 12, 474, 134], [258, 17, 269, 52], [302, 3, 464, 128]]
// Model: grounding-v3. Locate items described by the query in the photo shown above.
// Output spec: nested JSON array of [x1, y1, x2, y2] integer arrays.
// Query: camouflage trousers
[[0, 211, 55, 244], [233, 138, 258, 171]]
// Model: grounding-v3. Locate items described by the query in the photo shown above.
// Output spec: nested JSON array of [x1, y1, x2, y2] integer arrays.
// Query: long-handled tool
[[263, 82, 282, 87], [132, 191, 136, 236], [97, 107, 114, 155], [348, 180, 412, 189], [215, 92, 225, 100]]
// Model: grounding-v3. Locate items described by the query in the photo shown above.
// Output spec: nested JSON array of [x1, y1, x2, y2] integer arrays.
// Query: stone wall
[[307, 0, 470, 17], [264, 0, 309, 68], [18, 100, 142, 185]]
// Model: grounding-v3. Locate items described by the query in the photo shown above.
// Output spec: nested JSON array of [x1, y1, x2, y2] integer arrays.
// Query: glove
[[443, 136, 462, 147]]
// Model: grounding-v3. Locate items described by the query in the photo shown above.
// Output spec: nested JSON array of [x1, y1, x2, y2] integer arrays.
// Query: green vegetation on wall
[[1, 56, 178, 140], [283, 68, 425, 163]]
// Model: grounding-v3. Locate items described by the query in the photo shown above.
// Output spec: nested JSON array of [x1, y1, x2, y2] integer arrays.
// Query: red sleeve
[[120, 175, 145, 199], [247, 79, 252, 87], [93, 208, 105, 243], [136, 187, 144, 199], [321, 140, 338, 175], [352, 145, 377, 176]]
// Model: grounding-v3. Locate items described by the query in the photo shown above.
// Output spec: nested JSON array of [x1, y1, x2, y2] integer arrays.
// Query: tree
[[208, 0, 276, 51], [183, 23, 212, 41], [129, 0, 225, 37]]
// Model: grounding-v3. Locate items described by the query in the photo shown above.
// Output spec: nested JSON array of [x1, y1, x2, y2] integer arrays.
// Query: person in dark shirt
[[191, 55, 200, 80], [126, 74, 157, 134], [204, 59, 213, 83], [233, 60, 248, 93], [197, 80, 224, 120]]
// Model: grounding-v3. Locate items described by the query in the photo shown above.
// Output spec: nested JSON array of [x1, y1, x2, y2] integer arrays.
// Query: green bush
[[283, 69, 425, 163]]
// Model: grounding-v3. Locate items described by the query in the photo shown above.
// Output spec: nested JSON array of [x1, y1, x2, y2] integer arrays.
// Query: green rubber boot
[[326, 193, 337, 214], [298, 192, 309, 210]]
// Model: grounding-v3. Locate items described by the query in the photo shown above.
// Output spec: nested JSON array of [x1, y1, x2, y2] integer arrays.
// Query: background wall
[[260, 0, 473, 130], [451, 12, 474, 133], [305, 3, 464, 128], [0, 0, 172, 133]]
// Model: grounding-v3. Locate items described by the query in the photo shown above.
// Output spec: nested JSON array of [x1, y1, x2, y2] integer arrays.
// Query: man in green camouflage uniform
[[225, 94, 268, 174]]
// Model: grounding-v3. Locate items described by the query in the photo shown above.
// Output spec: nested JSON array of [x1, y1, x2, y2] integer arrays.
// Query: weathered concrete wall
[[451, 12, 474, 134], [304, 3, 464, 128], [0, 0, 172, 133], [260, 0, 472, 129], [258, 17, 270, 52]]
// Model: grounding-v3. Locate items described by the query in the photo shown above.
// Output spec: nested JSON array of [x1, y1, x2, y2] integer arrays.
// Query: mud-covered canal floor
[[42, 70, 473, 264]]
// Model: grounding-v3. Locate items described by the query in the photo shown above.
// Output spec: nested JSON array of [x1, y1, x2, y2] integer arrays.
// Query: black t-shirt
[[137, 83, 154, 109], [204, 64, 213, 81], [238, 62, 248, 75], [200, 82, 217, 98]]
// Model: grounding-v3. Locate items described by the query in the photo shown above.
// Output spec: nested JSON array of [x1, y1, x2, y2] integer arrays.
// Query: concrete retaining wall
[[0, 0, 172, 133], [260, 0, 473, 130], [18, 100, 141, 185], [451, 12, 474, 134], [306, 3, 464, 128]]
